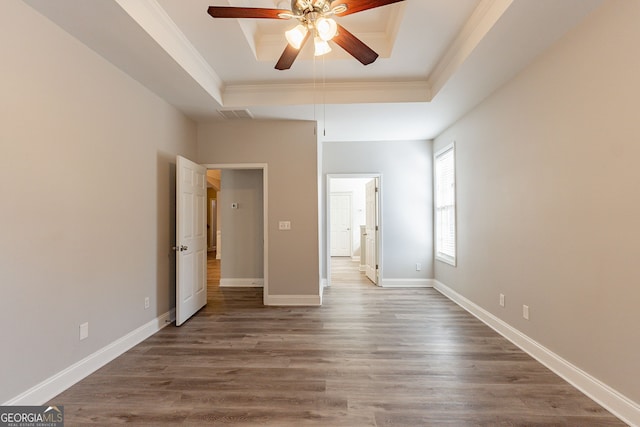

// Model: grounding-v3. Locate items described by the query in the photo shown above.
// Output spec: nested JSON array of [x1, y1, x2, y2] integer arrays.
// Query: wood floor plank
[[47, 255, 625, 425]]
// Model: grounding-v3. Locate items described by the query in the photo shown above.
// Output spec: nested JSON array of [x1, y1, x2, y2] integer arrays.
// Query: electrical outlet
[[499, 293, 505, 307], [523, 305, 529, 320], [79, 322, 89, 341], [416, 263, 421, 271], [145, 297, 150, 309]]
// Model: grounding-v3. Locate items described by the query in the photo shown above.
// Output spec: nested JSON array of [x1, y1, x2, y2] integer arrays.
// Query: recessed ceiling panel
[[158, 0, 480, 83]]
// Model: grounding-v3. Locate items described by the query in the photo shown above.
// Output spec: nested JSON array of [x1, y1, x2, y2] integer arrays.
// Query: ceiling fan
[[207, 0, 405, 70]]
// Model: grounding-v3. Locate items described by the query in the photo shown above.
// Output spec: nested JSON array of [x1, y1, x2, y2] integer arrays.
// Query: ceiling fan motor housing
[[291, 0, 332, 16]]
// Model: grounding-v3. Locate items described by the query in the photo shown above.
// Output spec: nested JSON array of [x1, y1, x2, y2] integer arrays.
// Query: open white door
[[176, 156, 207, 326], [330, 192, 352, 257], [365, 179, 378, 284]]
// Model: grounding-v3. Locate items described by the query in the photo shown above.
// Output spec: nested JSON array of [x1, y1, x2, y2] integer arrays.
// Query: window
[[434, 143, 456, 266]]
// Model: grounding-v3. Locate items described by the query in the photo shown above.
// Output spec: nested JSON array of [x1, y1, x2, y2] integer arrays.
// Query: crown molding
[[428, 0, 513, 97], [223, 80, 431, 106], [114, 0, 224, 105]]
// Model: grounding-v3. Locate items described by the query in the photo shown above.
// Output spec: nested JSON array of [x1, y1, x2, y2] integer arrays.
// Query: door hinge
[[375, 187, 379, 193], [375, 225, 378, 231], [376, 264, 379, 270]]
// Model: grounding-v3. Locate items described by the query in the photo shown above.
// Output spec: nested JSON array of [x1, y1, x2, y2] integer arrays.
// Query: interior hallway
[[330, 256, 375, 288]]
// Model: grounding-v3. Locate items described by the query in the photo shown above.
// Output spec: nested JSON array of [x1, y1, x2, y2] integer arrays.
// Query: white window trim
[[434, 142, 457, 267]]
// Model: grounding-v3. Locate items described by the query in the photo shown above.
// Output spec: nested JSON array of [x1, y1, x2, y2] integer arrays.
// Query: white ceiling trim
[[114, 0, 224, 104], [427, 0, 513, 96], [223, 80, 431, 107], [238, 20, 259, 59]]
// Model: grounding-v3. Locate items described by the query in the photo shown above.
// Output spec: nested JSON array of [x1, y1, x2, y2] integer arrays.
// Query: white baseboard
[[265, 294, 322, 306], [219, 278, 264, 287], [359, 266, 366, 272], [433, 280, 640, 427], [378, 278, 434, 288], [351, 256, 361, 262], [3, 309, 175, 406]]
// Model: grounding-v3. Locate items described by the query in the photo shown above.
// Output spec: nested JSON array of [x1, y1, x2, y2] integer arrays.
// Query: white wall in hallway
[[330, 178, 370, 258]]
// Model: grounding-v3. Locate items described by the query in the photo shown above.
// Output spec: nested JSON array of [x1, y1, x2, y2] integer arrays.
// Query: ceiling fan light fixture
[[313, 36, 332, 56], [207, 0, 395, 69], [285, 24, 308, 49], [316, 17, 337, 41]]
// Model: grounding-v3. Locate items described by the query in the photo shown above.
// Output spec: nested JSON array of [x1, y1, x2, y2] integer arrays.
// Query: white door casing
[[176, 156, 207, 326], [330, 192, 352, 257], [209, 199, 217, 251], [216, 190, 221, 260], [365, 179, 378, 284]]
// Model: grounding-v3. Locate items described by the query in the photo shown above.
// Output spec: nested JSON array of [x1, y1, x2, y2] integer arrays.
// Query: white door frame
[[209, 199, 217, 251], [326, 174, 382, 287], [203, 163, 268, 305]]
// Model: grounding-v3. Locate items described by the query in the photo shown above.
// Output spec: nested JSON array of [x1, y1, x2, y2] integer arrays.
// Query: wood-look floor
[[48, 255, 625, 426]]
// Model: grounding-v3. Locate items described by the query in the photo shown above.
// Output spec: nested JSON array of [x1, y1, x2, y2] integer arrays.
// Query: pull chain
[[323, 55, 326, 137]]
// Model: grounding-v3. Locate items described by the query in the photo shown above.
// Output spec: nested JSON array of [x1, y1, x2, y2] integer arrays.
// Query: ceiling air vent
[[218, 109, 253, 120]]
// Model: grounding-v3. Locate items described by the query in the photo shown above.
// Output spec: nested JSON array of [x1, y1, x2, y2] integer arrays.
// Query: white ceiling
[[24, 0, 603, 141]]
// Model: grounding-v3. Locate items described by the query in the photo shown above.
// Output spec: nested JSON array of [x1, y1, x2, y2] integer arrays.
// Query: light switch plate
[[79, 322, 89, 340], [279, 221, 291, 230]]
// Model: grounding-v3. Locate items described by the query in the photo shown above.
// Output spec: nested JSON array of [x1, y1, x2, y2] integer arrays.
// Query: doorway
[[203, 163, 268, 304], [326, 174, 381, 287], [206, 169, 220, 256]]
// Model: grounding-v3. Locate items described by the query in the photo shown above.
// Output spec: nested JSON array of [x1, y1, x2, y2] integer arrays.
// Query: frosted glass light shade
[[285, 24, 308, 49], [314, 36, 332, 56], [316, 17, 337, 41]]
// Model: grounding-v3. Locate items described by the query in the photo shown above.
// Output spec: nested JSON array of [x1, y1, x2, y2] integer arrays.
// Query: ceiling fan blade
[[275, 33, 310, 70], [332, 24, 378, 65], [207, 6, 290, 19], [332, 0, 405, 17]]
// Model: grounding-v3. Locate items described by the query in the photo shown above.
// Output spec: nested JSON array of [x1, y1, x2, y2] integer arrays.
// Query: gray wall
[[0, 1, 196, 403], [197, 121, 320, 299], [322, 140, 433, 284], [219, 169, 264, 281], [434, 0, 640, 404]]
